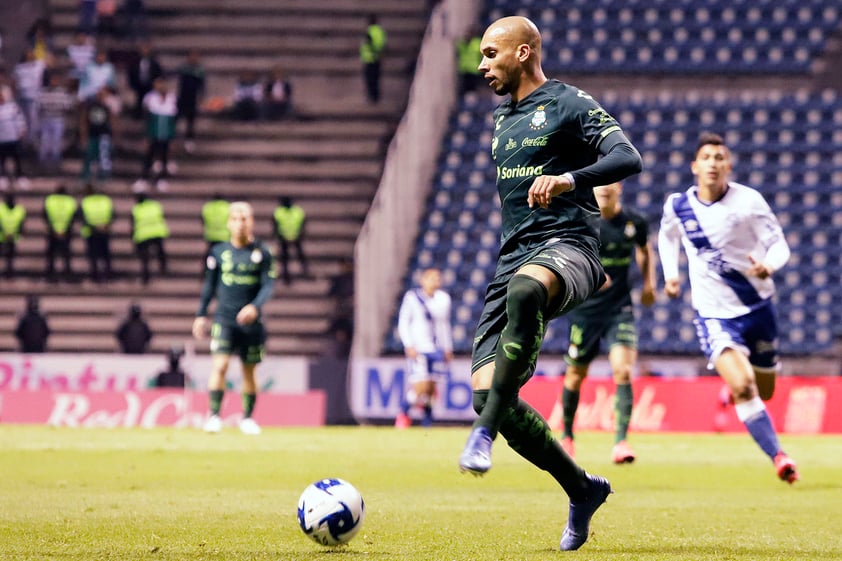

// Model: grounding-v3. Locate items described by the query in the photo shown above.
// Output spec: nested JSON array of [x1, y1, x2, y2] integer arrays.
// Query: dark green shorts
[[210, 322, 266, 364], [471, 239, 605, 374], [565, 306, 637, 366]]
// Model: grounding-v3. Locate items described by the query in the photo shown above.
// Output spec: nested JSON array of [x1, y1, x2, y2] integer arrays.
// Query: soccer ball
[[297, 478, 365, 546]]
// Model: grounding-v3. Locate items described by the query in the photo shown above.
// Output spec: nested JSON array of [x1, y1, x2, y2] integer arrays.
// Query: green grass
[[1, 426, 841, 561]]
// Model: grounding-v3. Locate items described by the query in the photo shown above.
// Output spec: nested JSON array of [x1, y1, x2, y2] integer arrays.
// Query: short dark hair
[[696, 132, 726, 156]]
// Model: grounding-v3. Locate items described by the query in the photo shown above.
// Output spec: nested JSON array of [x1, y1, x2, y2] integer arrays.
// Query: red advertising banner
[[520, 376, 842, 434], [0, 389, 326, 428]]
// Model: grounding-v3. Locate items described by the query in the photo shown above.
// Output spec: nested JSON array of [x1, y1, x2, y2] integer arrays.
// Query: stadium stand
[[0, 0, 431, 356], [383, 2, 842, 358]]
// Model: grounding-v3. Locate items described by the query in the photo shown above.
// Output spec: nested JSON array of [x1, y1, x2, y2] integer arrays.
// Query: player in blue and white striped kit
[[658, 132, 799, 484]]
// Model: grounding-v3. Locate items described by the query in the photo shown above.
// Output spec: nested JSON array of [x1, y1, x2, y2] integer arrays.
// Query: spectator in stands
[[176, 49, 205, 153], [394, 267, 453, 429], [44, 183, 77, 282], [193, 202, 276, 435], [201, 192, 230, 258], [456, 17, 642, 552], [360, 14, 386, 104], [558, 181, 657, 464], [13, 48, 45, 146], [38, 72, 74, 172], [66, 33, 96, 85], [77, 49, 116, 102], [127, 41, 162, 120], [79, 182, 113, 283], [324, 314, 353, 360], [658, 132, 799, 484], [137, 76, 177, 192], [232, 71, 262, 121], [0, 88, 28, 190], [0, 192, 25, 277], [79, 86, 113, 182], [122, 0, 148, 41], [15, 294, 50, 353], [131, 192, 169, 285], [116, 302, 153, 354], [27, 19, 55, 65], [151, 346, 190, 388], [96, 0, 119, 38], [272, 196, 309, 284], [263, 65, 292, 120], [78, 0, 99, 36], [456, 25, 483, 95], [328, 256, 354, 324]]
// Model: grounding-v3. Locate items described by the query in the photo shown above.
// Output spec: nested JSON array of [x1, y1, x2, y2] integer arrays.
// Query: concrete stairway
[[1, 0, 431, 357]]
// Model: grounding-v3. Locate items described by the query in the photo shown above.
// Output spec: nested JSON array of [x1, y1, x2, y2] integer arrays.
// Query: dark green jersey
[[572, 207, 649, 315], [491, 80, 631, 255], [197, 240, 276, 326]]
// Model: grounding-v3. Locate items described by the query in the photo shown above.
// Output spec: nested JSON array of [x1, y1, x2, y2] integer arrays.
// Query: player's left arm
[[238, 245, 277, 325], [746, 196, 790, 279]]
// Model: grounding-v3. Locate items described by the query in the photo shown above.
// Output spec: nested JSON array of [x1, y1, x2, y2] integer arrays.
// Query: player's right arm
[[397, 292, 418, 359], [658, 194, 683, 299], [193, 250, 221, 339]]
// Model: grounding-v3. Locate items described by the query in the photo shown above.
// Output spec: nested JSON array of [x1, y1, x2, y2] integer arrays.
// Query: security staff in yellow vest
[[44, 184, 78, 282], [131, 192, 169, 285], [273, 195, 310, 285], [360, 13, 386, 103], [456, 26, 483, 95], [201, 192, 230, 255], [0, 192, 25, 277], [79, 183, 113, 283]]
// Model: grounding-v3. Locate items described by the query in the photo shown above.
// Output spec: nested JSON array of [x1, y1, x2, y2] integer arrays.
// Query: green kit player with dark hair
[[193, 201, 276, 435], [457, 16, 643, 551], [560, 181, 656, 464]]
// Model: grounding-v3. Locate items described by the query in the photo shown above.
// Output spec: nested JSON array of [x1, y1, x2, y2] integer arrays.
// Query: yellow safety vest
[[360, 24, 386, 63], [274, 205, 305, 241], [45, 194, 77, 235], [132, 200, 169, 243], [0, 203, 25, 242], [202, 200, 230, 243], [80, 194, 113, 238]]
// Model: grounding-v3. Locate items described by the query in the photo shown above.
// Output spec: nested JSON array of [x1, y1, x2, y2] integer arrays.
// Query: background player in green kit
[[192, 202, 276, 435], [457, 16, 642, 551], [560, 181, 656, 464]]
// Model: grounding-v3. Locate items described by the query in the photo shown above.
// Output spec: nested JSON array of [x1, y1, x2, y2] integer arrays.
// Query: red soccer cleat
[[774, 452, 799, 484], [611, 440, 636, 464], [394, 412, 411, 429]]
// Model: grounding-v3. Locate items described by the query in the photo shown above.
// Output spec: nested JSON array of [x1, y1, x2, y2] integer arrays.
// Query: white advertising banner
[[348, 356, 705, 422], [0, 353, 309, 394]]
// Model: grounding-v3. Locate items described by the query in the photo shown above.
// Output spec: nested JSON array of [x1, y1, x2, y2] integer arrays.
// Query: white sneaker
[[239, 417, 261, 435], [184, 140, 196, 154], [167, 160, 178, 175], [156, 179, 169, 192], [203, 414, 222, 433], [152, 160, 162, 174], [132, 179, 149, 193]]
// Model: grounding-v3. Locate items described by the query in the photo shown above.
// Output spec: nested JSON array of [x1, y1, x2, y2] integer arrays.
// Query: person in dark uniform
[[455, 16, 643, 552], [176, 48, 205, 153], [116, 302, 153, 354], [44, 184, 77, 282], [559, 181, 656, 464], [193, 201, 276, 435], [15, 294, 50, 353]]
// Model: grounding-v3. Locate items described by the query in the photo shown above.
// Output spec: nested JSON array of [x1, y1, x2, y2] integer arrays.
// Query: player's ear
[[517, 43, 531, 62]]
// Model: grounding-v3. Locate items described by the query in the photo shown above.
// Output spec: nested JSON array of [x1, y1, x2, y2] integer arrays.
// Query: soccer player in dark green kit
[[457, 16, 643, 551], [193, 202, 276, 435], [560, 181, 656, 464]]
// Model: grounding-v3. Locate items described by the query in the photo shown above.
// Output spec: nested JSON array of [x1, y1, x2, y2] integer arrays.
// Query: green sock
[[614, 383, 633, 443], [561, 387, 580, 439], [209, 389, 224, 416], [476, 276, 547, 438], [242, 393, 257, 418], [500, 398, 588, 501]]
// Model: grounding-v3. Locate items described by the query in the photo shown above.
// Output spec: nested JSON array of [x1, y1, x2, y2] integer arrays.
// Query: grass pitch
[[1, 425, 840, 561]]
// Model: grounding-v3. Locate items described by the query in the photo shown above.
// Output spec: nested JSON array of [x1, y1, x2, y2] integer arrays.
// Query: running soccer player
[[456, 16, 643, 551], [560, 181, 656, 464], [658, 132, 798, 484], [193, 201, 276, 435]]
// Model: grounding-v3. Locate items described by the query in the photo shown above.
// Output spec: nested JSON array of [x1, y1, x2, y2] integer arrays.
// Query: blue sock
[[736, 397, 781, 460]]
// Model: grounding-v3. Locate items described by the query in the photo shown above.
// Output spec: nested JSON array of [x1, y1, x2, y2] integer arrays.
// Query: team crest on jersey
[[529, 106, 548, 130], [624, 221, 637, 238], [251, 248, 263, 263], [505, 138, 517, 150]]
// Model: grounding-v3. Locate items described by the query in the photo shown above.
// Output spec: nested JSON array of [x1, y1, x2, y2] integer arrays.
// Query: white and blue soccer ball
[[297, 478, 365, 546]]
